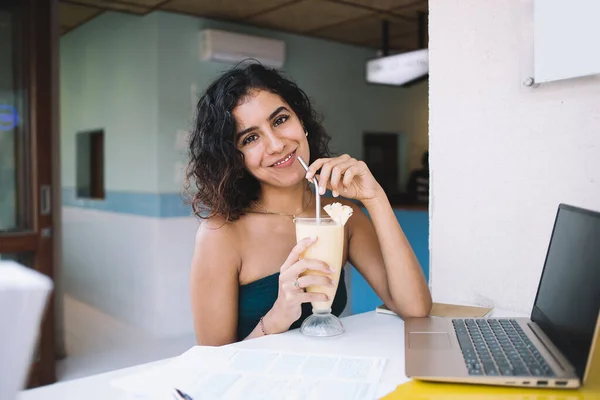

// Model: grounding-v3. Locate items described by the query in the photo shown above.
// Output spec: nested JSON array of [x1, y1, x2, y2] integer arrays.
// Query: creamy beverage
[[295, 153, 355, 337], [295, 218, 344, 311]]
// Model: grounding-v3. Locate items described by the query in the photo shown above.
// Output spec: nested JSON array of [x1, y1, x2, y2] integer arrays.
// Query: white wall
[[62, 207, 200, 336], [62, 208, 158, 331], [429, 0, 600, 313]]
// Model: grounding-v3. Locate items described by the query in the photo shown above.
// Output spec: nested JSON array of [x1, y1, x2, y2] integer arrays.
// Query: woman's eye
[[242, 134, 258, 146], [274, 115, 289, 127]]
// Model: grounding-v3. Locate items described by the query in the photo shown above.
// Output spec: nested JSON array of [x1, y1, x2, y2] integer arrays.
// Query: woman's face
[[233, 89, 309, 188]]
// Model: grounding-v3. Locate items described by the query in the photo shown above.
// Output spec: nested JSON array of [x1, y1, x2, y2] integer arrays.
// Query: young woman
[[186, 63, 431, 346]]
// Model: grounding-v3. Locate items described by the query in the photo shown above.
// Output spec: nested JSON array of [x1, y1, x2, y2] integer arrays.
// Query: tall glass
[[295, 217, 345, 337]]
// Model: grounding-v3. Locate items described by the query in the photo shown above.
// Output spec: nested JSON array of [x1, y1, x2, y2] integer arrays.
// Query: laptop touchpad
[[409, 332, 452, 349]]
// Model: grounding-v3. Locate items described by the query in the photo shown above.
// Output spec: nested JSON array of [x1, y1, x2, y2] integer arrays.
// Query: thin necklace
[[248, 190, 313, 221]]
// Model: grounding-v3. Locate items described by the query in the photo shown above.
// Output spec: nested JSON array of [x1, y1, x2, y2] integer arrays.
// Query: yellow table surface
[[383, 380, 600, 400]]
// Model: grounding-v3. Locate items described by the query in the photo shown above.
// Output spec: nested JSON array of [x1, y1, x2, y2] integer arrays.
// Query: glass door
[[0, 0, 57, 387]]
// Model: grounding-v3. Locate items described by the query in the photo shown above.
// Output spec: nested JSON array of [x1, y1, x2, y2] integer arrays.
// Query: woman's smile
[[269, 150, 297, 168]]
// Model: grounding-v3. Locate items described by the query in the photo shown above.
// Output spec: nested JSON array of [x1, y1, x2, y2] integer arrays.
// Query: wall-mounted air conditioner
[[199, 29, 286, 69]]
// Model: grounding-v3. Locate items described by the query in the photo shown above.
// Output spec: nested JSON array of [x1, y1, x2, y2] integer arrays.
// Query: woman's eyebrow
[[268, 106, 289, 120], [236, 126, 255, 141]]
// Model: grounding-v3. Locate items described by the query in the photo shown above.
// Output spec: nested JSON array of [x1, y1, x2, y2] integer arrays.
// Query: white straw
[[297, 156, 320, 223]]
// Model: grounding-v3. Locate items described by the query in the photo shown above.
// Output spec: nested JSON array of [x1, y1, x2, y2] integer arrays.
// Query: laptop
[[0, 260, 53, 399], [405, 203, 600, 389]]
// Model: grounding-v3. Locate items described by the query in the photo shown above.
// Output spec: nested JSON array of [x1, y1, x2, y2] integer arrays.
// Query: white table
[[19, 309, 521, 400]]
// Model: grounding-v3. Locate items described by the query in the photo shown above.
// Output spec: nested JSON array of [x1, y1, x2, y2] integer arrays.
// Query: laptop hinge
[[527, 322, 571, 372]]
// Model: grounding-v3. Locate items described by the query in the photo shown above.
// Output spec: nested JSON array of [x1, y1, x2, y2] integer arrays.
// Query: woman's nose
[[264, 132, 284, 154]]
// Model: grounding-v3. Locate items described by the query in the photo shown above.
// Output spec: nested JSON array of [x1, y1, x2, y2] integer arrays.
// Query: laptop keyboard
[[452, 319, 555, 377]]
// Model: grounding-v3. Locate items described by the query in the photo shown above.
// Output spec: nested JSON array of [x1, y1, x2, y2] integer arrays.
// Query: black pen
[[173, 388, 194, 400]]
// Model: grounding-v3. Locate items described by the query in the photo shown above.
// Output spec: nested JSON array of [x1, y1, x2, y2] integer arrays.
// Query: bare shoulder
[[195, 215, 240, 243], [193, 215, 241, 273]]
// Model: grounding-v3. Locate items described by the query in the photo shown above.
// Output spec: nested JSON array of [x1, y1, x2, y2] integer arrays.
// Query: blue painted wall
[[350, 208, 429, 314]]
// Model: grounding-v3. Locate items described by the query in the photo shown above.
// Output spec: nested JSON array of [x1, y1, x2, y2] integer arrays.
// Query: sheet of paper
[[111, 346, 387, 400]]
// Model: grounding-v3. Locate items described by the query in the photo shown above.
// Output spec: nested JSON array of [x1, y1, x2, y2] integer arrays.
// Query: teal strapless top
[[237, 269, 347, 341]]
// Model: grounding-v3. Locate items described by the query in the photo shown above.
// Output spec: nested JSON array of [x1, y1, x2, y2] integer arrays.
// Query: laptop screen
[[531, 204, 600, 379]]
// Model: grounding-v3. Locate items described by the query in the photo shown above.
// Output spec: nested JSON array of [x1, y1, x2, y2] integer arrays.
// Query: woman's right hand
[[265, 236, 334, 334]]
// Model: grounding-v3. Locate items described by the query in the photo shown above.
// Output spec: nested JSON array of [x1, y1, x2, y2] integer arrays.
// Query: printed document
[[111, 346, 387, 399]]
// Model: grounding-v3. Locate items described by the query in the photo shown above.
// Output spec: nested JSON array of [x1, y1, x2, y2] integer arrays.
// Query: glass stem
[[312, 308, 332, 315]]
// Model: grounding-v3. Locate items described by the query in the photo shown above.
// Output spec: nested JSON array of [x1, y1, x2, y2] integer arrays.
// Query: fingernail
[[330, 280, 336, 286], [305, 172, 311, 179], [343, 187, 347, 192], [310, 235, 317, 241], [332, 191, 338, 197], [320, 186, 325, 195]]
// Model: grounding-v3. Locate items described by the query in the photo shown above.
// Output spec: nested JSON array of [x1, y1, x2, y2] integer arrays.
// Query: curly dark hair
[[185, 62, 332, 222]]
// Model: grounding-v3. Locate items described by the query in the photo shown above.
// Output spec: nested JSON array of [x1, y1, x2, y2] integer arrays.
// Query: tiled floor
[[57, 295, 196, 382]]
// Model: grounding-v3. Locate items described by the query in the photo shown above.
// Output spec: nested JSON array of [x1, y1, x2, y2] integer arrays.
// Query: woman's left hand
[[305, 155, 384, 203]]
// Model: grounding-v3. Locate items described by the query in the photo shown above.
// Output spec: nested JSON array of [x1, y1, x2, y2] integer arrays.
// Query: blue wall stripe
[[62, 187, 193, 218], [160, 192, 195, 218]]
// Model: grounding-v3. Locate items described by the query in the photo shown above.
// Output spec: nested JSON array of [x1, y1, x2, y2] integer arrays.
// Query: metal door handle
[[40, 185, 51, 215]]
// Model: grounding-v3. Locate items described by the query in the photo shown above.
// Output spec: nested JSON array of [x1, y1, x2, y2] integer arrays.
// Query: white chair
[[0, 260, 53, 399]]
